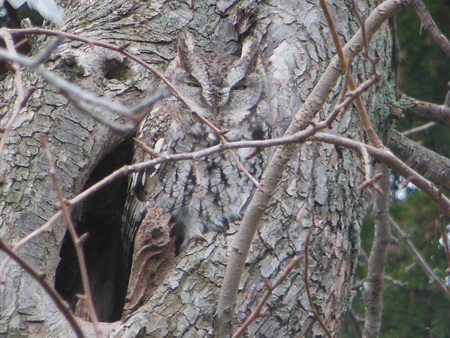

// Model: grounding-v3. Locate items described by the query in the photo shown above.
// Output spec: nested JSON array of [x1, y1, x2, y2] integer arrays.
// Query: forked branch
[[215, 0, 416, 334], [0, 240, 85, 338], [232, 252, 305, 338], [40, 133, 101, 337]]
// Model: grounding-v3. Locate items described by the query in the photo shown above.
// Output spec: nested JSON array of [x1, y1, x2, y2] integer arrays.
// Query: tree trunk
[[0, 0, 397, 336]]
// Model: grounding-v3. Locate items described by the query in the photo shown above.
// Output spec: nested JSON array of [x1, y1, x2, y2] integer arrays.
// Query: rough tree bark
[[0, 0, 402, 336]]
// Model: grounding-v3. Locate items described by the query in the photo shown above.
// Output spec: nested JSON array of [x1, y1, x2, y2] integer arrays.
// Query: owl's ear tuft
[[236, 37, 261, 75], [176, 32, 197, 70], [178, 32, 196, 53], [240, 35, 256, 59], [247, 53, 261, 74], [239, 35, 261, 65]]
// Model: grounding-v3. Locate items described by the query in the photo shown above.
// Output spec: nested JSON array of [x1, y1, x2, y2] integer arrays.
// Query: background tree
[[344, 1, 450, 337], [0, 0, 448, 337]]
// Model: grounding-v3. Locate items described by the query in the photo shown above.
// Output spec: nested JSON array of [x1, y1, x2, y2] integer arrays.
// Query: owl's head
[[166, 34, 266, 125]]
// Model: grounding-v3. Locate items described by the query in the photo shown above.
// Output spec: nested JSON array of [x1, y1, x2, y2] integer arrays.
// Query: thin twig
[[383, 275, 408, 287], [192, 157, 204, 194], [0, 30, 33, 154], [0, 240, 85, 338], [348, 75, 383, 148], [358, 170, 383, 193], [40, 133, 101, 337], [0, 210, 62, 282], [0, 43, 166, 133], [390, 217, 450, 301], [232, 253, 305, 338], [134, 138, 162, 158], [355, 144, 383, 193], [2, 27, 197, 109], [320, 0, 383, 149], [320, 0, 351, 109], [319, 0, 351, 104], [29, 36, 65, 66], [319, 0, 347, 74], [363, 163, 390, 337], [329, 74, 380, 126], [192, 111, 263, 190], [358, 144, 373, 185], [1, 27, 259, 187], [349, 0, 384, 148], [8, 125, 449, 272], [413, 0, 450, 57], [401, 122, 437, 136], [7, 124, 450, 264], [303, 231, 333, 338], [312, 132, 450, 213]]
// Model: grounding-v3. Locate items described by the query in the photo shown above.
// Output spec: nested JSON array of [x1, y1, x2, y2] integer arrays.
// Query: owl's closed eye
[[122, 34, 270, 265]]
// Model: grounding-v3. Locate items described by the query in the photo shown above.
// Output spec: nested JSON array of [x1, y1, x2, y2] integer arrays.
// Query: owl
[[121, 36, 271, 270]]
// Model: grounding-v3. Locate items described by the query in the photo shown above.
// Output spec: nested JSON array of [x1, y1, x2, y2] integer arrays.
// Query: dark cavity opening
[[55, 137, 133, 322], [103, 59, 132, 81]]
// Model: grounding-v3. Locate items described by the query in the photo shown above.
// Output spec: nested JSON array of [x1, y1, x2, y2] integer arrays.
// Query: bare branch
[[313, 132, 450, 212], [4, 27, 266, 191], [383, 275, 408, 287], [192, 111, 263, 190], [0, 30, 35, 154], [413, 0, 450, 57], [215, 0, 430, 332], [232, 252, 305, 338], [329, 67, 381, 128], [319, 0, 347, 73], [40, 133, 101, 336], [355, 143, 383, 193], [388, 131, 450, 190], [303, 231, 333, 338], [0, 240, 85, 338], [347, 75, 383, 148], [363, 163, 390, 338], [133, 138, 161, 158], [3, 27, 191, 110], [401, 122, 436, 136], [29, 36, 65, 66], [390, 218, 450, 301], [399, 94, 450, 127], [9, 121, 449, 269], [192, 158, 204, 194], [320, 0, 383, 148], [0, 43, 166, 133]]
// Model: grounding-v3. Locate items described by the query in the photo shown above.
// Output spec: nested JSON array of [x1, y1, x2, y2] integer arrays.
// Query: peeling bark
[[0, 0, 400, 336]]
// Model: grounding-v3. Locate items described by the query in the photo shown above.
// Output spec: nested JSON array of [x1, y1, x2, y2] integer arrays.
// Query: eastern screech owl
[[122, 36, 271, 267]]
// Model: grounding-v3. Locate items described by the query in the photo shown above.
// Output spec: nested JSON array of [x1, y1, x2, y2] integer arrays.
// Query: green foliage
[[342, 1, 449, 335], [385, 10, 449, 338], [384, 192, 448, 338], [395, 0, 450, 159], [346, 191, 449, 337], [396, 0, 450, 104]]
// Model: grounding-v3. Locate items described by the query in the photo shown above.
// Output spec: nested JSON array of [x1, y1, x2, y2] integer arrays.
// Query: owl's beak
[[211, 97, 220, 116]]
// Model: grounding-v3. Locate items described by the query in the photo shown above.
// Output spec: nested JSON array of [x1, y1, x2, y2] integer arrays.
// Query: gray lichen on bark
[[0, 0, 396, 336]]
